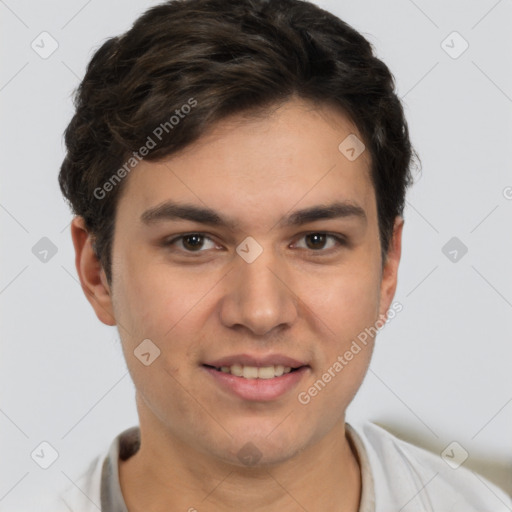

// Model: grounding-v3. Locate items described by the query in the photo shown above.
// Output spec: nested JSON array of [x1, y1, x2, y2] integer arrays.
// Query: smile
[[202, 363, 309, 401], [205, 364, 295, 379]]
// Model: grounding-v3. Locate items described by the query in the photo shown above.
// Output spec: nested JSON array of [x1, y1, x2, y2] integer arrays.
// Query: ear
[[70, 216, 116, 326], [378, 216, 404, 320]]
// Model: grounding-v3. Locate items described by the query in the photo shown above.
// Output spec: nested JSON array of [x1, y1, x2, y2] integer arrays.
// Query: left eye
[[294, 233, 345, 251]]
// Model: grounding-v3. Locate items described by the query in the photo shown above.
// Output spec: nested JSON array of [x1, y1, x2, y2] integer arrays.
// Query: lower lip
[[203, 366, 309, 401]]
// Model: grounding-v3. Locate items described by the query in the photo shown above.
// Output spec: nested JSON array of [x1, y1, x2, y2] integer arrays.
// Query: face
[[74, 98, 402, 467]]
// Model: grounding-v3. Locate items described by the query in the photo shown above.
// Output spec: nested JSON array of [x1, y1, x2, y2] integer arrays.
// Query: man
[[56, 0, 511, 510]]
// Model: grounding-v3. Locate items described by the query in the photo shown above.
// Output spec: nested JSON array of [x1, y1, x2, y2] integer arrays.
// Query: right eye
[[163, 233, 219, 253]]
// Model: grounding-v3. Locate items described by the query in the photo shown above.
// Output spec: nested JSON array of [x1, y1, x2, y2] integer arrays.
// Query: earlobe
[[378, 217, 404, 320], [70, 216, 116, 326]]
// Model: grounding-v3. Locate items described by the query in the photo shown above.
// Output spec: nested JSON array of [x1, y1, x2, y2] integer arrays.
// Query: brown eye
[[295, 233, 346, 252], [181, 234, 205, 251], [305, 233, 328, 250], [164, 233, 217, 253]]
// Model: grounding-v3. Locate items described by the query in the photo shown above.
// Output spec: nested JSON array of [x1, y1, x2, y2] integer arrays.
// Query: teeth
[[230, 364, 243, 377], [256, 366, 275, 379], [216, 364, 294, 379]]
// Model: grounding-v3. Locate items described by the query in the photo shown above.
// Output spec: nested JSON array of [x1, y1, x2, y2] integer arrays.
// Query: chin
[[213, 424, 308, 468]]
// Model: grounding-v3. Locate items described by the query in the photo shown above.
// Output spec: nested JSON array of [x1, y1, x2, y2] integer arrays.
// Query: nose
[[219, 245, 298, 337]]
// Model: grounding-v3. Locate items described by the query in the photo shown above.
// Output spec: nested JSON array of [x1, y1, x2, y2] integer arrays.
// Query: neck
[[119, 414, 361, 512]]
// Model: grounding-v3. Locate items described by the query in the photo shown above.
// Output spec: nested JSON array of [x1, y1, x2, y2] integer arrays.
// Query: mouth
[[201, 355, 310, 401], [203, 363, 300, 379]]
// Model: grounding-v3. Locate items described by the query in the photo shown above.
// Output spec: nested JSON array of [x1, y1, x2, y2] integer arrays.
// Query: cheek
[[304, 261, 382, 341], [112, 246, 203, 340], [307, 279, 378, 382], [295, 271, 379, 425]]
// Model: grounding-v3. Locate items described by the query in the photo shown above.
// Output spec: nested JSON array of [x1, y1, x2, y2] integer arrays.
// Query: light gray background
[[1, 0, 511, 509]]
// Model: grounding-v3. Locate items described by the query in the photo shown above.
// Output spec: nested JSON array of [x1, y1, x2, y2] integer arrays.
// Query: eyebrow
[[140, 200, 367, 229]]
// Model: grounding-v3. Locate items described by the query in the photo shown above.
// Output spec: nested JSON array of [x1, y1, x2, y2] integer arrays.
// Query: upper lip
[[203, 353, 308, 369]]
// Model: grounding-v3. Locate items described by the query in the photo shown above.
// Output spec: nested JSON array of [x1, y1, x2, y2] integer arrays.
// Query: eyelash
[[162, 232, 348, 256]]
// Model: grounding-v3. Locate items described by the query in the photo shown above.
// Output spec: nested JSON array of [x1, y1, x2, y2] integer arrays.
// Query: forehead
[[116, 98, 376, 231]]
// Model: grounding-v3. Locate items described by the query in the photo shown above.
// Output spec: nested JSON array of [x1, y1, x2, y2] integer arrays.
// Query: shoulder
[[53, 425, 140, 512], [43, 433, 113, 512], [350, 421, 512, 512], [58, 452, 105, 511]]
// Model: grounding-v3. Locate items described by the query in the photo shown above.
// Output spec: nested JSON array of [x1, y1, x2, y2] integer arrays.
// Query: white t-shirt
[[50, 422, 511, 511]]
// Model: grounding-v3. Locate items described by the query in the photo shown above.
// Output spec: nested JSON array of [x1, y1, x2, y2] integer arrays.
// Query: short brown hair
[[59, 0, 417, 285]]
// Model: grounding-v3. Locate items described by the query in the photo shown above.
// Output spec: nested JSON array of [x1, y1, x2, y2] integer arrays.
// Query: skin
[[71, 97, 403, 511]]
